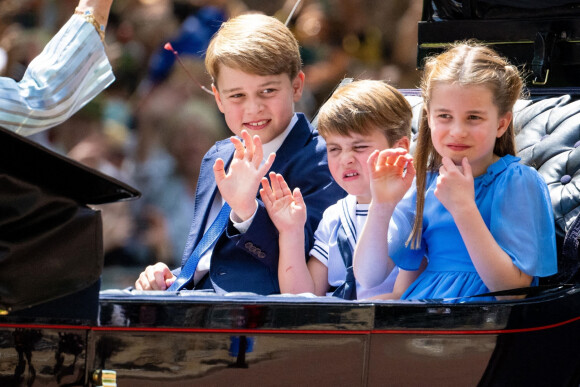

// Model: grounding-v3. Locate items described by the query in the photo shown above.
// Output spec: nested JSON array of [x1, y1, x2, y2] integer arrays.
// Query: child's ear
[[393, 136, 410, 151], [212, 84, 225, 113], [496, 111, 513, 138], [291, 71, 305, 102]]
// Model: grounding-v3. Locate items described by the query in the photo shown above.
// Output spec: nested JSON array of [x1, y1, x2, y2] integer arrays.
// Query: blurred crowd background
[[0, 0, 422, 289]]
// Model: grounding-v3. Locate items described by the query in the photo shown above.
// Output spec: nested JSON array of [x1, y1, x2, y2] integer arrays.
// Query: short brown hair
[[317, 79, 412, 146], [205, 13, 302, 87]]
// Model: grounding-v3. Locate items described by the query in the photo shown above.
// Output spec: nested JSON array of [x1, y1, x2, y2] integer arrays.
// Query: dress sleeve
[[388, 184, 425, 271], [491, 164, 558, 277], [0, 15, 114, 136]]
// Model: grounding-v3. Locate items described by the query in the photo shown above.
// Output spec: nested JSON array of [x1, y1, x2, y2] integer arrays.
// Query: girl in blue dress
[[353, 42, 558, 302]]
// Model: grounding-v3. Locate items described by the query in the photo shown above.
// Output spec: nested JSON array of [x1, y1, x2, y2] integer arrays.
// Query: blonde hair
[[409, 41, 523, 249], [317, 80, 412, 146], [205, 13, 302, 87]]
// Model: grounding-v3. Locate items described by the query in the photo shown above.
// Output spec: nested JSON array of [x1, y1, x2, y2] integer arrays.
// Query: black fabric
[[0, 125, 139, 205], [0, 125, 139, 314], [0, 174, 104, 312], [429, 0, 580, 20], [8, 279, 101, 323], [420, 1, 580, 87], [546, 211, 580, 285]]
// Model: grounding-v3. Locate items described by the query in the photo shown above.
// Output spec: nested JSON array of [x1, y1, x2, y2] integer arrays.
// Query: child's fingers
[[394, 154, 409, 171], [277, 174, 292, 197], [260, 176, 271, 193], [252, 135, 263, 167], [440, 156, 453, 173], [367, 149, 380, 170], [376, 150, 389, 169], [404, 157, 416, 182], [259, 177, 275, 205], [240, 130, 254, 160], [213, 158, 227, 183], [259, 152, 276, 176], [292, 187, 305, 207], [269, 172, 284, 199], [386, 155, 397, 166], [461, 157, 472, 178], [259, 188, 271, 208], [230, 136, 245, 159], [385, 148, 408, 166]]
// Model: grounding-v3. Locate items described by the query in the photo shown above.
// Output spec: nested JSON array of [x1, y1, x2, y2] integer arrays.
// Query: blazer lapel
[[269, 113, 312, 174]]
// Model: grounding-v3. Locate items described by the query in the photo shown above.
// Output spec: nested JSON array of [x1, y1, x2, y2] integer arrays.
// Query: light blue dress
[[390, 154, 558, 302]]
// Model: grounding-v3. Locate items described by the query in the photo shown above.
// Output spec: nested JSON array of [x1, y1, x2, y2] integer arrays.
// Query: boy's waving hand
[[214, 130, 276, 222]]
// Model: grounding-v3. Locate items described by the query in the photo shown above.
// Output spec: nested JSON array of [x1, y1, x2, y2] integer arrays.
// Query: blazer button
[[245, 242, 253, 249], [258, 252, 266, 259]]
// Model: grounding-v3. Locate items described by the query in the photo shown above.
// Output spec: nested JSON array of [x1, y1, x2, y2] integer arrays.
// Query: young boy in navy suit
[[135, 13, 345, 294]]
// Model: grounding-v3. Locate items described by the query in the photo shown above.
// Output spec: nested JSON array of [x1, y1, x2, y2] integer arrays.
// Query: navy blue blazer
[[177, 113, 345, 294]]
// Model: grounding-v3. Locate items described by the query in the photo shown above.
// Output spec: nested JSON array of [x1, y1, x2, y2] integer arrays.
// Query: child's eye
[[261, 88, 277, 95], [468, 114, 482, 120], [354, 145, 369, 152], [327, 147, 340, 153], [438, 113, 451, 119], [228, 93, 244, 99]]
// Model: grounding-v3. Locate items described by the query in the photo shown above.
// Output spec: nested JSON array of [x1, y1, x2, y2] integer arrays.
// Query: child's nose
[[341, 151, 355, 164], [246, 98, 264, 114], [449, 122, 467, 137]]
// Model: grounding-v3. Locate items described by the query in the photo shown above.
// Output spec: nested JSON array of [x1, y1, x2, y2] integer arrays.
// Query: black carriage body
[[0, 287, 579, 386]]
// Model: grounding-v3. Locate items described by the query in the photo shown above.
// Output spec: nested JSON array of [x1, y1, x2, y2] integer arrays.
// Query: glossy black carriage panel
[[0, 326, 89, 386], [94, 294, 375, 385], [368, 334, 496, 386], [92, 331, 369, 385], [371, 288, 580, 386]]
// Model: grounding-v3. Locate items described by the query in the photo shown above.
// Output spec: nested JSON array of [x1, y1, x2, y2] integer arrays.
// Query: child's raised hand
[[214, 130, 276, 222], [260, 172, 307, 233], [367, 148, 415, 205], [435, 156, 476, 215]]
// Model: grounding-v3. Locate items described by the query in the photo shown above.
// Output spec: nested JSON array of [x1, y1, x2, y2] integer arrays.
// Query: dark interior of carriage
[[1, 0, 580, 322], [419, 0, 580, 88]]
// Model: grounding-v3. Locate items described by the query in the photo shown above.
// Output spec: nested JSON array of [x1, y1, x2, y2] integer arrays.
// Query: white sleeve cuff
[[230, 201, 258, 233]]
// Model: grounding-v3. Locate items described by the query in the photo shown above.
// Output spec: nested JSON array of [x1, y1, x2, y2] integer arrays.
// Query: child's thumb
[[293, 187, 304, 204]]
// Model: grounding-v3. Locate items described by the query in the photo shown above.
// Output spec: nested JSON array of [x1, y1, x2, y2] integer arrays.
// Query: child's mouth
[[245, 120, 270, 130], [447, 144, 470, 151]]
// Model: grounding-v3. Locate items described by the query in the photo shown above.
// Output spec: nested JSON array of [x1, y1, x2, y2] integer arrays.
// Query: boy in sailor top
[[261, 80, 419, 299]]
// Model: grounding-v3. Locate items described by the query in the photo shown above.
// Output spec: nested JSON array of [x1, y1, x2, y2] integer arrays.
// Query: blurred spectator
[[1, 0, 422, 289], [133, 99, 226, 267], [42, 100, 136, 287]]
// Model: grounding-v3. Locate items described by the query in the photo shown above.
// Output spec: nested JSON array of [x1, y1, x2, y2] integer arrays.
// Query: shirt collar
[[261, 113, 298, 161]]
